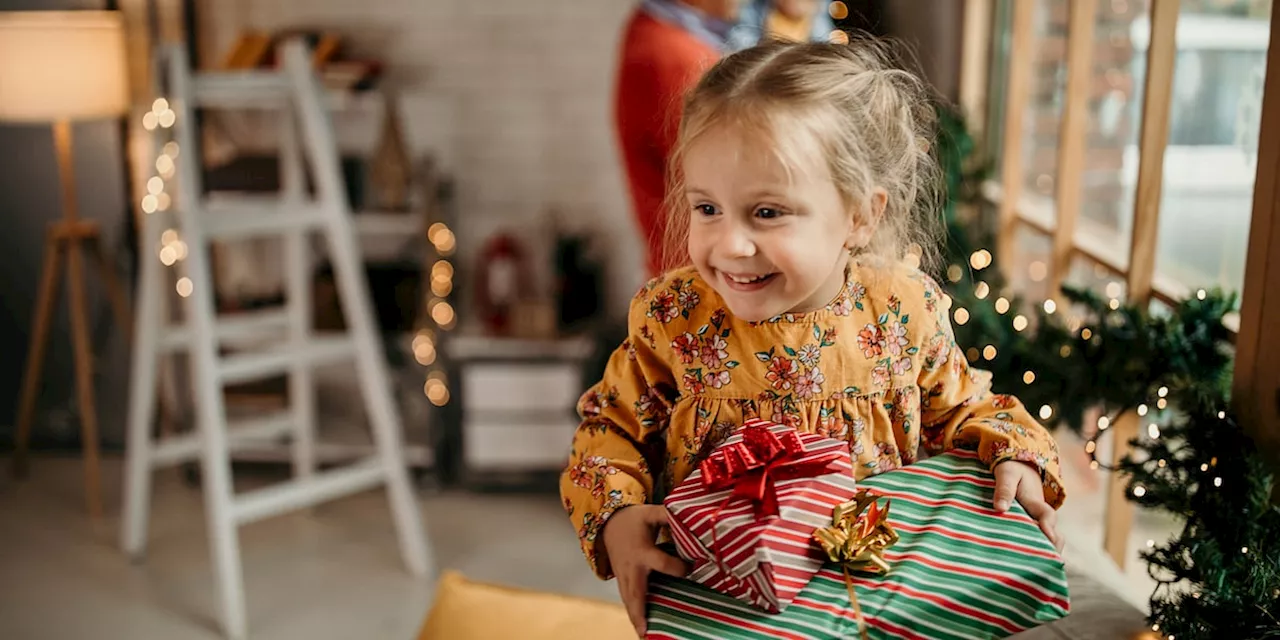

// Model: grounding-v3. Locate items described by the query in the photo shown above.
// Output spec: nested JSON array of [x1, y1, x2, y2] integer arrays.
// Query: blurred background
[[0, 0, 1275, 638]]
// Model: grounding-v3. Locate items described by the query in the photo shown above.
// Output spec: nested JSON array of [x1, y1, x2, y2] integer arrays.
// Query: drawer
[[461, 363, 582, 412], [463, 419, 579, 470]]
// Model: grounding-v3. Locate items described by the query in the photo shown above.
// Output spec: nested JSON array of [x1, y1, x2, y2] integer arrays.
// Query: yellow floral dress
[[560, 263, 1065, 579]]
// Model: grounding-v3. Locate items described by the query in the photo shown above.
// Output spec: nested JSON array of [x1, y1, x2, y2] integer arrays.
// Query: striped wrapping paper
[[647, 450, 1071, 640], [664, 420, 860, 613]]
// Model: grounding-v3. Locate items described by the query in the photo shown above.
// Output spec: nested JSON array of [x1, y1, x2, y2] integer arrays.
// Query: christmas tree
[[934, 104, 1280, 639]]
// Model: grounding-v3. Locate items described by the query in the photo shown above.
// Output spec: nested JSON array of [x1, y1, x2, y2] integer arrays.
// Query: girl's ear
[[845, 188, 888, 250]]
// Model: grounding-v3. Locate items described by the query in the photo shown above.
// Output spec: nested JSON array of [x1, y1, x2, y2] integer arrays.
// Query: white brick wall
[[200, 0, 647, 318]]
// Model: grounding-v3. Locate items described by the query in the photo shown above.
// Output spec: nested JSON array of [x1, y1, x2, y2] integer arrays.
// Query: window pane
[[1021, 0, 1069, 219], [1074, 0, 1152, 273], [1151, 0, 1271, 295]]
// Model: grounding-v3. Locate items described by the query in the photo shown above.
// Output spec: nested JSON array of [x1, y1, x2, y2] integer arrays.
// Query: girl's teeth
[[728, 274, 769, 284]]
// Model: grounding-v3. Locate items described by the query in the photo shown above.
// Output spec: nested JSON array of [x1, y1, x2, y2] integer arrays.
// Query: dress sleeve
[[560, 286, 677, 579], [915, 275, 1066, 509]]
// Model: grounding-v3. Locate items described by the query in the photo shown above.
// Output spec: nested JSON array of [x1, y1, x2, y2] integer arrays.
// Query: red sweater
[[614, 10, 720, 276]]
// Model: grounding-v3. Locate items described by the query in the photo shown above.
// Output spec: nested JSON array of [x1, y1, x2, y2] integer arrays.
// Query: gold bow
[[813, 489, 898, 640]]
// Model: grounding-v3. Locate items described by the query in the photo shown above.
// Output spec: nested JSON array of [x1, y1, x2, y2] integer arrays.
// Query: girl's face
[[683, 125, 870, 322]]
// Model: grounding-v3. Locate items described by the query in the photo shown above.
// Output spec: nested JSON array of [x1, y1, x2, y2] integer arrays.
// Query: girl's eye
[[755, 207, 783, 220], [694, 204, 718, 217]]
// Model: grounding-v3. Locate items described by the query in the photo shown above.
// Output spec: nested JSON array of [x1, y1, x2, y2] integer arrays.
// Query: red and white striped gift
[[663, 419, 859, 613]]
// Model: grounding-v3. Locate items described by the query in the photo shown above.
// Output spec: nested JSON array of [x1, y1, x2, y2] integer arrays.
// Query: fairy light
[[141, 195, 158, 214], [1158, 459, 1167, 468], [966, 347, 980, 362], [159, 245, 178, 266], [1098, 416, 1111, 430], [954, 308, 970, 325], [1109, 298, 1121, 310], [1059, 345, 1072, 358], [994, 297, 1010, 314], [1012, 315, 1029, 331], [1147, 539, 1155, 548], [974, 282, 990, 299], [1023, 371, 1036, 384], [156, 154, 175, 177], [969, 249, 992, 270], [1196, 289, 1207, 300], [1090, 460, 1100, 470], [147, 176, 164, 195], [163, 141, 179, 157], [1218, 411, 1226, 419], [431, 300, 457, 328], [1138, 404, 1149, 416], [175, 277, 193, 297], [1148, 423, 1160, 439], [1133, 485, 1146, 497], [947, 264, 963, 283], [1157, 398, 1168, 410], [1105, 282, 1123, 298], [1201, 463, 1210, 472], [1214, 477, 1222, 487], [1029, 261, 1048, 282], [424, 376, 450, 406], [1081, 328, 1093, 340], [829, 0, 849, 19], [983, 345, 997, 360], [1085, 441, 1096, 454], [1043, 299, 1057, 315], [1157, 386, 1169, 398], [1039, 405, 1053, 420]]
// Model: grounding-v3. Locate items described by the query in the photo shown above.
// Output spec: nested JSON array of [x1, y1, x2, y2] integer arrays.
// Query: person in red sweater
[[615, 0, 741, 277]]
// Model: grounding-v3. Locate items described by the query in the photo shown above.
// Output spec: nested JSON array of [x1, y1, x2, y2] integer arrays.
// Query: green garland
[[935, 104, 1280, 639]]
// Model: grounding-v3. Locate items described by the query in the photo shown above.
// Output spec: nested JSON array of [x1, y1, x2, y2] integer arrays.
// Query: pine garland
[[935, 104, 1280, 639]]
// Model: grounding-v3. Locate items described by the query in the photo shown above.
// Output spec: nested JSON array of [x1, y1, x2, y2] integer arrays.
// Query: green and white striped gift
[[646, 451, 1070, 640]]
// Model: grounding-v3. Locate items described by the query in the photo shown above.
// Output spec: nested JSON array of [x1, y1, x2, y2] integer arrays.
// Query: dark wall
[[0, 0, 133, 448]]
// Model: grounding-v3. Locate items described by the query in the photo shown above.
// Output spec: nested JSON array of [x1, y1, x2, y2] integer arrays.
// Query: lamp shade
[[0, 11, 129, 122]]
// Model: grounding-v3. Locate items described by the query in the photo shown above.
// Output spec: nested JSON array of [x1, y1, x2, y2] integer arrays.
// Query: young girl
[[562, 38, 1065, 635]]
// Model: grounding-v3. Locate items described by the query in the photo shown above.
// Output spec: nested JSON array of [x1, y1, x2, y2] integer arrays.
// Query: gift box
[[647, 450, 1071, 640], [663, 419, 860, 613]]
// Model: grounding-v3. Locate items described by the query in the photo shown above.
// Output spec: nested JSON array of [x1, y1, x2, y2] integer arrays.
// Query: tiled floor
[[0, 427, 1173, 640]]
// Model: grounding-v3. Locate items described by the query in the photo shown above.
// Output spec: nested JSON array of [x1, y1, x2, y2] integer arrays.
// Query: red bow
[[700, 424, 842, 519]]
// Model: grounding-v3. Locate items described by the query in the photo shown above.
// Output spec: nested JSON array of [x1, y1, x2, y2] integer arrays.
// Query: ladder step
[[192, 71, 290, 109], [202, 207, 329, 241], [218, 336, 355, 384], [160, 308, 290, 353], [232, 455, 387, 525], [150, 411, 294, 467]]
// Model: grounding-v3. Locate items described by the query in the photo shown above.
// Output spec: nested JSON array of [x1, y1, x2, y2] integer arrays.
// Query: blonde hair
[[660, 37, 944, 274]]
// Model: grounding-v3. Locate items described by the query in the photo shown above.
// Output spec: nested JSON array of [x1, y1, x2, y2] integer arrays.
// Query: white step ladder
[[121, 39, 433, 639]]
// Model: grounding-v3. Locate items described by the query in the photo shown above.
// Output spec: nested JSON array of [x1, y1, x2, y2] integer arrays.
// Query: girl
[[561, 38, 1065, 636]]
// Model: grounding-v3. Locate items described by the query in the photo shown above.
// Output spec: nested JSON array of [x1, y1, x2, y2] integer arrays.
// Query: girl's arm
[[915, 276, 1066, 509], [560, 288, 676, 579]]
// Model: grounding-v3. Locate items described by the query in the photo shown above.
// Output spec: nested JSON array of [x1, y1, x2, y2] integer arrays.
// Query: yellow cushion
[[417, 571, 635, 640]]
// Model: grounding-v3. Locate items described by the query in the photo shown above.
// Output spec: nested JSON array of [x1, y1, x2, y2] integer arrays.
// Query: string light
[[1138, 404, 1149, 416], [1147, 539, 1155, 548], [1105, 282, 1123, 298], [966, 347, 980, 362], [1214, 477, 1222, 487], [1109, 298, 1121, 310], [1218, 411, 1226, 419], [431, 300, 457, 327], [1012, 315, 1029, 331], [1157, 398, 1168, 410], [994, 297, 1010, 314], [1098, 416, 1111, 430], [147, 177, 164, 195], [1029, 261, 1048, 282], [954, 308, 970, 325], [1039, 405, 1053, 420], [1081, 328, 1093, 340], [1043, 300, 1057, 314], [970, 249, 993, 270], [1157, 386, 1168, 398], [176, 277, 194, 297], [829, 0, 849, 19], [1090, 460, 1100, 470], [163, 141, 180, 157], [1059, 345, 1071, 358], [982, 345, 997, 360], [1197, 289, 1207, 300], [1133, 485, 1146, 497], [1242, 546, 1249, 554], [1201, 463, 1210, 472], [947, 264, 963, 283], [1157, 459, 1167, 468], [974, 282, 990, 299], [1148, 423, 1160, 439], [1023, 371, 1036, 384], [1085, 441, 1096, 454]]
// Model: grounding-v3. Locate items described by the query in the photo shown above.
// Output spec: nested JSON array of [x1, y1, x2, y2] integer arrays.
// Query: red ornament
[[474, 233, 529, 335]]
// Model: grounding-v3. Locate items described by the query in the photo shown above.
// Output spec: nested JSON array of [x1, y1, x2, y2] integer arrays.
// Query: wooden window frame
[[963, 0, 1277, 566]]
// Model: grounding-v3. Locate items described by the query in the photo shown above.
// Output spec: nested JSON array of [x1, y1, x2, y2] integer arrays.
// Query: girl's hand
[[993, 461, 1065, 553], [602, 505, 691, 638]]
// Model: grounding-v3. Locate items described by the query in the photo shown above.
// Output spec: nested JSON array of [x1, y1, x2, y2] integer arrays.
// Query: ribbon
[[813, 489, 899, 640], [698, 424, 843, 576]]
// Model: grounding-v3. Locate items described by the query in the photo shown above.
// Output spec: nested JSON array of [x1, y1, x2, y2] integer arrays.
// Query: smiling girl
[[561, 38, 1066, 636]]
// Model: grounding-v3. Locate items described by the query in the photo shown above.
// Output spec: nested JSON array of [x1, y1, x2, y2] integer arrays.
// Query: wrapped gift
[[663, 419, 860, 613], [647, 451, 1071, 640]]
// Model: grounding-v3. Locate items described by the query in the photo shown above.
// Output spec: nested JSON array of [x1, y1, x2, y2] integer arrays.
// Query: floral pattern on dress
[[561, 265, 1067, 580]]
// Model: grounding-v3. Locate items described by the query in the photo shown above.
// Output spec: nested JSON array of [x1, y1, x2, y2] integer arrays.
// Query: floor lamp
[[0, 11, 133, 519]]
